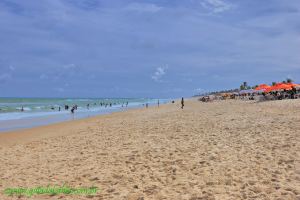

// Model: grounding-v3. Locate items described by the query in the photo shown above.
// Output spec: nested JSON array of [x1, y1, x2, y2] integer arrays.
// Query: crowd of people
[[12, 99, 187, 115], [16, 101, 130, 113], [61, 101, 130, 114]]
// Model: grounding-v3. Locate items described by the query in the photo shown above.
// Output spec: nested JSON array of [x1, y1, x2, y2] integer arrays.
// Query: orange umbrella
[[286, 83, 300, 87], [265, 83, 292, 92], [255, 84, 271, 91], [278, 84, 293, 90]]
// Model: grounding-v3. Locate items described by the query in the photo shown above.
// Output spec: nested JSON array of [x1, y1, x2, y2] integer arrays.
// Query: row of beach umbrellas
[[255, 83, 300, 93], [239, 83, 300, 94]]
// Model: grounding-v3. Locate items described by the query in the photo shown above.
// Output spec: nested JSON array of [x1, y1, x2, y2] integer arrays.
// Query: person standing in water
[[71, 106, 75, 114], [181, 97, 184, 109], [157, 99, 160, 107]]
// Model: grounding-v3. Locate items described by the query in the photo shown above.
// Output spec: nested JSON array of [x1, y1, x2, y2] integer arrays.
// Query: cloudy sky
[[0, 0, 299, 98]]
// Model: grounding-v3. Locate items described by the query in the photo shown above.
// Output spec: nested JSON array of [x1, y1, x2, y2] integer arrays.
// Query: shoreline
[[0, 98, 178, 146], [0, 99, 166, 133], [0, 103, 160, 146]]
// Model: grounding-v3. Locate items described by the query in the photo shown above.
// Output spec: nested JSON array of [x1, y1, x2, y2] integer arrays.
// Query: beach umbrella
[[276, 83, 293, 90], [287, 83, 300, 87], [255, 84, 271, 91], [289, 83, 300, 90], [265, 83, 292, 92]]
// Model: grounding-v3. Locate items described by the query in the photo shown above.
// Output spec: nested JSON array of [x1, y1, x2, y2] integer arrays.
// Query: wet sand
[[0, 99, 299, 200]]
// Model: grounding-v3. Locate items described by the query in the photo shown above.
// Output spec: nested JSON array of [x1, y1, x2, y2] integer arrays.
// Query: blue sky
[[0, 0, 299, 98]]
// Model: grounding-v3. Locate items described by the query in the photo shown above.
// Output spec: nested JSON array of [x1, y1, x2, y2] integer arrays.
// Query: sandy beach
[[0, 99, 299, 200]]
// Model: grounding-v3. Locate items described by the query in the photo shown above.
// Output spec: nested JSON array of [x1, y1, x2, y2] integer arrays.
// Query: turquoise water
[[0, 98, 168, 131], [0, 98, 150, 114]]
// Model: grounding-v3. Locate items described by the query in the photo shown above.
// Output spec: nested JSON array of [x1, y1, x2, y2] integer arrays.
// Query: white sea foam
[[0, 98, 170, 131]]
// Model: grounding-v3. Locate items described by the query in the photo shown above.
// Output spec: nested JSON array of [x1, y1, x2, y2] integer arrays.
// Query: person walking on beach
[[181, 97, 184, 109], [158, 99, 160, 107]]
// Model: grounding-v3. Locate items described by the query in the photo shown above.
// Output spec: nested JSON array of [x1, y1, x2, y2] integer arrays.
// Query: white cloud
[[201, 0, 233, 13], [171, 88, 183, 92], [9, 65, 15, 71], [39, 73, 48, 80], [194, 88, 206, 94], [213, 74, 221, 79], [0, 65, 16, 83], [62, 63, 76, 70], [54, 87, 64, 92], [0, 73, 12, 83], [40, 64, 79, 81], [125, 3, 162, 13], [151, 65, 168, 82]]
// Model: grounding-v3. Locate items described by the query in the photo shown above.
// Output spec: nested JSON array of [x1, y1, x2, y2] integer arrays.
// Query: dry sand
[[0, 99, 299, 200]]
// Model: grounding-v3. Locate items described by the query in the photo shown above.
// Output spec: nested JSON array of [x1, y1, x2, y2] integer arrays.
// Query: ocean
[[0, 98, 168, 132]]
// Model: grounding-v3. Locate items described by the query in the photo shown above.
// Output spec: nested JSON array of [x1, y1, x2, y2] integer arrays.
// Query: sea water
[[0, 98, 168, 132]]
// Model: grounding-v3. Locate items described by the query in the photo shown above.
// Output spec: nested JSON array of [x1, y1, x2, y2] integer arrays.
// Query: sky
[[0, 0, 299, 98]]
